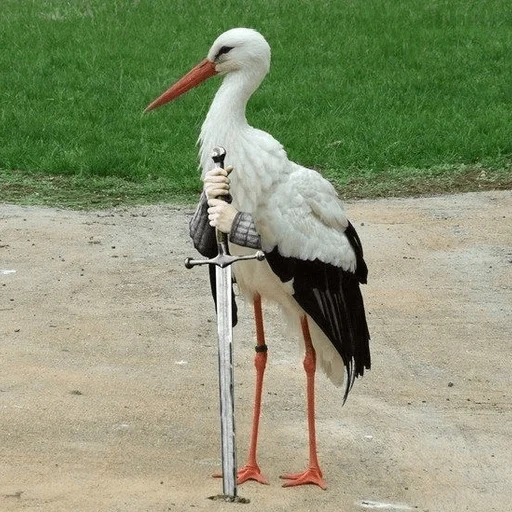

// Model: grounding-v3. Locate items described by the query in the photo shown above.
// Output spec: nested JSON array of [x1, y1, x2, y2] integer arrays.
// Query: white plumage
[[198, 28, 357, 386], [145, 27, 370, 490]]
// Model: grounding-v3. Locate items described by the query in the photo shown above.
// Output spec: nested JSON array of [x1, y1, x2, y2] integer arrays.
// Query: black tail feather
[[265, 244, 371, 402]]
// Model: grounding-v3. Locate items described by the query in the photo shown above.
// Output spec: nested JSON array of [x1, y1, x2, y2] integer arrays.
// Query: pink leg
[[280, 316, 327, 490], [236, 293, 269, 484], [214, 294, 269, 485]]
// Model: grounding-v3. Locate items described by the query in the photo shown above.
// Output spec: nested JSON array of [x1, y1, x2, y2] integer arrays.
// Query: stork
[[146, 28, 370, 490]]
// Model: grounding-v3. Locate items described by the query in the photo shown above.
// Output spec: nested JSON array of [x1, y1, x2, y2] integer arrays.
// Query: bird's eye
[[215, 46, 234, 60]]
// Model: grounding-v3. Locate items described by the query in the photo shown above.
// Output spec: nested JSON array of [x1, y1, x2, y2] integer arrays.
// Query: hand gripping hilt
[[185, 147, 265, 269]]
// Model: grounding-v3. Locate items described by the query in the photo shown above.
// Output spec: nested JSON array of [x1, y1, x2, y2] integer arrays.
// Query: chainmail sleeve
[[229, 211, 262, 249], [189, 192, 217, 257]]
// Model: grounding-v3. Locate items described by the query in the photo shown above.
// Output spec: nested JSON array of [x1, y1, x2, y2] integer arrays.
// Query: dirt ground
[[1, 191, 511, 512]]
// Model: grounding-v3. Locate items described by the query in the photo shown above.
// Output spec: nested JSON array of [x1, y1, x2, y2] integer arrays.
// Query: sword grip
[[212, 146, 233, 197], [211, 147, 229, 247]]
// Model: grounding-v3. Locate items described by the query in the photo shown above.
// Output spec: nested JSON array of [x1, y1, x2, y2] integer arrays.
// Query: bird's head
[[207, 28, 271, 76], [145, 28, 271, 112]]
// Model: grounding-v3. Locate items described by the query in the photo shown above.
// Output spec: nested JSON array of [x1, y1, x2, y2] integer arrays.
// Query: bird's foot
[[237, 463, 270, 485], [280, 466, 327, 490], [213, 463, 269, 485]]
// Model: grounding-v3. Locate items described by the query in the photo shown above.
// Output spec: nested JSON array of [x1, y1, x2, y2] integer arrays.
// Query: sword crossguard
[[185, 250, 265, 269]]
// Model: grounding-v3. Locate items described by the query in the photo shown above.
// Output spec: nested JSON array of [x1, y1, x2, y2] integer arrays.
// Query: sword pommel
[[212, 146, 226, 167]]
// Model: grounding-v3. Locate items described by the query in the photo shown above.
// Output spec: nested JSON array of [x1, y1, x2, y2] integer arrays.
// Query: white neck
[[199, 68, 264, 171], [198, 66, 287, 214]]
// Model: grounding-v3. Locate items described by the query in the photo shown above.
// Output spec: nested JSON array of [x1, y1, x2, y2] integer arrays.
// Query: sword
[[185, 147, 264, 501]]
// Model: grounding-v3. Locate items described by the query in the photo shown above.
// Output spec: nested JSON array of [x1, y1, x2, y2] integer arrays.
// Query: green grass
[[1, 0, 511, 206], [3, 164, 510, 210]]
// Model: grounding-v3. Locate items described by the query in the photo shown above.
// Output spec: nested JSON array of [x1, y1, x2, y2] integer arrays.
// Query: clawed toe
[[280, 467, 327, 490], [237, 463, 269, 485], [213, 463, 269, 485]]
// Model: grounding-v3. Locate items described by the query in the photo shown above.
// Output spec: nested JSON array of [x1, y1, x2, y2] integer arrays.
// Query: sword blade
[[215, 264, 237, 497]]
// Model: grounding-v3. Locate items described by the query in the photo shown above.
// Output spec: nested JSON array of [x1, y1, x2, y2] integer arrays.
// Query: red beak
[[144, 59, 217, 112]]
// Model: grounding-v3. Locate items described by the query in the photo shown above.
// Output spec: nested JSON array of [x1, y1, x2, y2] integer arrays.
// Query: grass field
[[1, 0, 511, 206]]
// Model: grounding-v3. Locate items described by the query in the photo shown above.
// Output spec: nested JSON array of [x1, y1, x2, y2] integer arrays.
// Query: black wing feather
[[265, 221, 370, 401]]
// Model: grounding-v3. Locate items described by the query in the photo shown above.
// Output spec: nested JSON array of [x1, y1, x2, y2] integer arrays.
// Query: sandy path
[[1, 191, 511, 511]]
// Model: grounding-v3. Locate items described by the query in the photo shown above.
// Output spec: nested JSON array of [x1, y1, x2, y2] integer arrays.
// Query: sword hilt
[[185, 146, 265, 270]]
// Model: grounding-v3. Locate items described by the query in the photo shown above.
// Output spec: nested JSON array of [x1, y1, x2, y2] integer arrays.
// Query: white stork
[[146, 28, 370, 490]]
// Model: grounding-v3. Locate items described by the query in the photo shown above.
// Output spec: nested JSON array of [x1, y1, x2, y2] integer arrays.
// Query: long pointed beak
[[144, 59, 217, 112]]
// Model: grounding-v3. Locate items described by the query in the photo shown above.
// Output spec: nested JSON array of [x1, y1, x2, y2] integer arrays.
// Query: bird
[[145, 28, 370, 490]]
